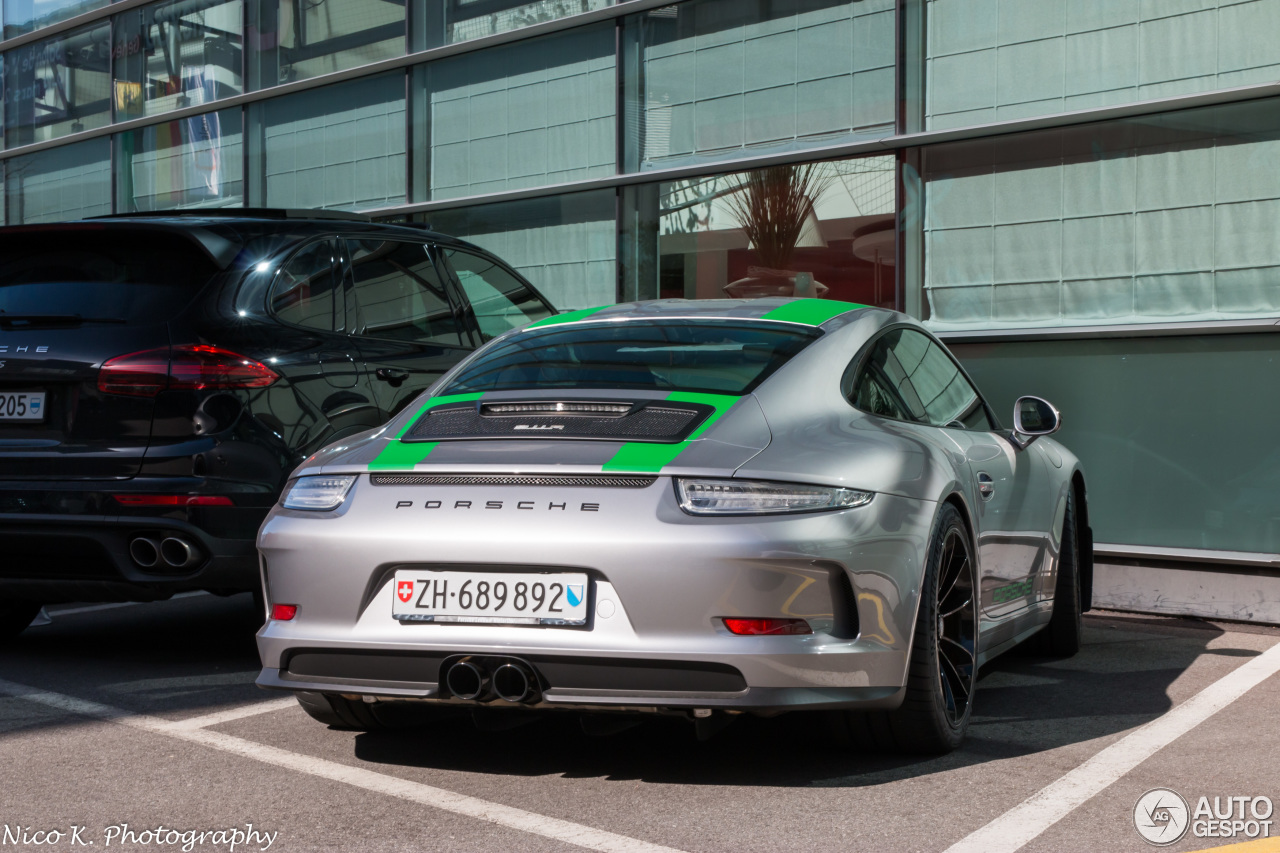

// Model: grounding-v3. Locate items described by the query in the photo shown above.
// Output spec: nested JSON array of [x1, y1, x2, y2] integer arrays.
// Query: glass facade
[[622, 0, 895, 171], [0, 0, 1278, 558], [922, 98, 1280, 330], [926, 0, 1280, 129], [113, 0, 242, 120], [411, 24, 614, 201], [116, 107, 243, 210]]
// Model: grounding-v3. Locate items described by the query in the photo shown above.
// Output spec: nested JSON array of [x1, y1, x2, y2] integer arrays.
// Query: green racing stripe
[[761, 298, 867, 326], [527, 305, 611, 328], [369, 392, 484, 470], [602, 391, 740, 473]]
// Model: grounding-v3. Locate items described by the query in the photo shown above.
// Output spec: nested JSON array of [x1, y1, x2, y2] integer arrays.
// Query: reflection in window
[[854, 328, 988, 429], [3, 0, 108, 39], [621, 155, 897, 306], [347, 239, 463, 346], [426, 190, 616, 311], [4, 24, 112, 148], [4, 137, 111, 224], [444, 248, 551, 340], [412, 24, 614, 201], [271, 241, 338, 330], [248, 0, 404, 88], [414, 0, 614, 49], [249, 74, 405, 211], [116, 108, 243, 211], [622, 0, 896, 172], [922, 97, 1280, 330], [113, 0, 243, 120]]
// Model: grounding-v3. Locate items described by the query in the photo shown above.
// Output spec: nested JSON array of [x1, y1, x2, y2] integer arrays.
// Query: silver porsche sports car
[[255, 298, 1092, 753]]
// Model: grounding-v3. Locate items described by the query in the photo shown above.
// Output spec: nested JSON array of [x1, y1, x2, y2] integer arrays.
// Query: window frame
[[842, 322, 1001, 432], [339, 237, 473, 349]]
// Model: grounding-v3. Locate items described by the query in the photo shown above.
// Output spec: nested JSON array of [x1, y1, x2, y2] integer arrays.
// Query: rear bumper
[[0, 513, 259, 603]]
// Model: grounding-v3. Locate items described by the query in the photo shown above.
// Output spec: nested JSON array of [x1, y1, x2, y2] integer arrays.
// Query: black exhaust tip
[[445, 660, 490, 701], [492, 662, 538, 704]]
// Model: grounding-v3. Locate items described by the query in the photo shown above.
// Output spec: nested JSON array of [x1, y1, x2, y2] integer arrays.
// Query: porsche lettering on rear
[[393, 500, 601, 511]]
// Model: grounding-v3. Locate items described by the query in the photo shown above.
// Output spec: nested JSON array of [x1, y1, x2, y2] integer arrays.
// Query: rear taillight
[[113, 495, 235, 507], [98, 345, 279, 397], [721, 617, 812, 636]]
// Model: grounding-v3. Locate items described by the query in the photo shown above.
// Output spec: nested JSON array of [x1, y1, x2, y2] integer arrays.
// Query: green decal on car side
[[761, 298, 867, 326], [369, 392, 485, 470], [602, 391, 740, 473], [527, 305, 611, 329]]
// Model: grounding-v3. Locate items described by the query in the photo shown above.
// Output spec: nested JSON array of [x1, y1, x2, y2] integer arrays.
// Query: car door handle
[[976, 471, 995, 501], [375, 367, 409, 386]]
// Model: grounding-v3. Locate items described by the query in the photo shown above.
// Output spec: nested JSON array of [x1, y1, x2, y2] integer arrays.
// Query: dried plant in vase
[[723, 163, 833, 298]]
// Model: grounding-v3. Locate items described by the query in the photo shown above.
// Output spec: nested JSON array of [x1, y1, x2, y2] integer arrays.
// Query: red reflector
[[270, 604, 298, 621], [98, 345, 279, 397], [721, 617, 812, 636], [113, 495, 234, 506]]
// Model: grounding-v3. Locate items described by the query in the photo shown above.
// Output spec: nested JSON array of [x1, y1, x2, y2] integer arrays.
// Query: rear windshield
[[0, 231, 220, 325], [442, 320, 819, 396]]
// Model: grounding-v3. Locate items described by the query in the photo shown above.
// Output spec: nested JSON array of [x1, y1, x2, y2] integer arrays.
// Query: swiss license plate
[[392, 570, 589, 626], [0, 390, 45, 421]]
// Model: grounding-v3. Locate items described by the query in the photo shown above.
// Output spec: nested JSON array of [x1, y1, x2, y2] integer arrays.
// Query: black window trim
[[842, 322, 1003, 432], [338, 237, 474, 350], [436, 245, 556, 346]]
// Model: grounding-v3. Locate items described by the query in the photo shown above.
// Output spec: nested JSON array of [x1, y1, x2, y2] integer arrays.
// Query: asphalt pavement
[[1, 593, 1277, 853]]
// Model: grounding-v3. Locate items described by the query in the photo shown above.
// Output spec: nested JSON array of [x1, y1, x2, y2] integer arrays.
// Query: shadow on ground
[[348, 614, 1235, 788]]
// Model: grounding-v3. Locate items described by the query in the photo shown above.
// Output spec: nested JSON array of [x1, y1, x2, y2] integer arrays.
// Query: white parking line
[[47, 591, 208, 617], [0, 679, 686, 853], [945, 640, 1280, 853], [169, 697, 300, 730]]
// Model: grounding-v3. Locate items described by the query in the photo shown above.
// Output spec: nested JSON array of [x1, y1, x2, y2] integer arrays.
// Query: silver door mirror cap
[[1012, 396, 1061, 445]]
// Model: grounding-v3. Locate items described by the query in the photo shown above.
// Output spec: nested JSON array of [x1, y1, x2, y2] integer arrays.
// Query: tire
[[295, 692, 386, 731], [1035, 489, 1083, 658], [294, 692, 460, 731], [0, 600, 43, 642], [832, 502, 978, 754]]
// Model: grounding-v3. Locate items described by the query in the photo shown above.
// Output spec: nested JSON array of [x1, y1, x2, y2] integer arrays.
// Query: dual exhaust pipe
[[129, 536, 202, 570], [445, 657, 540, 705]]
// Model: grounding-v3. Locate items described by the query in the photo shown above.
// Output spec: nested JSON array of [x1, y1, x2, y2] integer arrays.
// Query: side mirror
[[1012, 396, 1061, 446]]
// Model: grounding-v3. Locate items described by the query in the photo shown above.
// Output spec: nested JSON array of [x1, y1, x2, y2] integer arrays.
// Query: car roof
[[0, 212, 490, 269], [524, 297, 883, 330]]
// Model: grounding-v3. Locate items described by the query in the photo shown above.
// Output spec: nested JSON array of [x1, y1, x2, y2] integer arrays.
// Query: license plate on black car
[[0, 391, 45, 421]]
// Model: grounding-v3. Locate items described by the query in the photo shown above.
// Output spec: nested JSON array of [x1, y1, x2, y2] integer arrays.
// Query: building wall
[[1, 0, 1278, 573]]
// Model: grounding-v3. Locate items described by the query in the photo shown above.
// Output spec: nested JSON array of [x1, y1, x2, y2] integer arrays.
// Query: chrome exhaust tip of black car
[[492, 662, 539, 704], [159, 537, 202, 570], [128, 537, 161, 568], [445, 659, 491, 701]]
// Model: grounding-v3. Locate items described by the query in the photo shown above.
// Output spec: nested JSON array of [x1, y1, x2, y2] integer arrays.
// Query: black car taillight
[[98, 345, 279, 396]]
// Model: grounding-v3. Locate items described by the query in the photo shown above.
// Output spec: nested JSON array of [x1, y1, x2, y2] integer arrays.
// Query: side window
[[346, 240, 464, 347], [444, 248, 552, 342], [851, 329, 994, 430], [270, 240, 337, 331]]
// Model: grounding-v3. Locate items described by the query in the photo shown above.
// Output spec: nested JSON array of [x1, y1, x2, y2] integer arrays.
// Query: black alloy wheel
[[934, 523, 978, 728], [830, 502, 977, 754]]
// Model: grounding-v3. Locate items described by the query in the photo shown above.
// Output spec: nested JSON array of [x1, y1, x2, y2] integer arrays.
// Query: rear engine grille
[[405, 402, 710, 443], [370, 474, 657, 488]]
